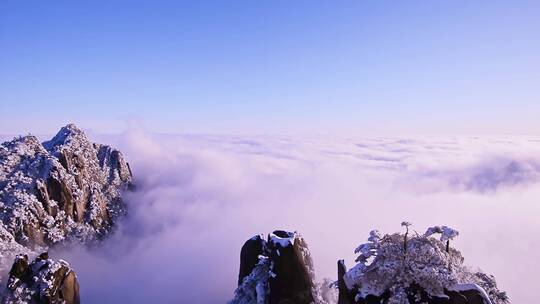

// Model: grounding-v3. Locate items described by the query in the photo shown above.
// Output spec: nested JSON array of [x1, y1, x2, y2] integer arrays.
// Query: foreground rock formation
[[1, 252, 79, 304], [338, 225, 509, 304], [230, 225, 509, 304], [230, 230, 331, 304]]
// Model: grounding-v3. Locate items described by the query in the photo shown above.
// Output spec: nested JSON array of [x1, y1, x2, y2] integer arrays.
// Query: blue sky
[[1, 1, 539, 135]]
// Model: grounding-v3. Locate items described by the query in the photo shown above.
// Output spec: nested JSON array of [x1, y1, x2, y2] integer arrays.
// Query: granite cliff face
[[0, 124, 132, 287]]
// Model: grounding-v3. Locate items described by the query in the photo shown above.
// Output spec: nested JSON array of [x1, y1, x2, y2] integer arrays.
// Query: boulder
[[2, 253, 80, 304]]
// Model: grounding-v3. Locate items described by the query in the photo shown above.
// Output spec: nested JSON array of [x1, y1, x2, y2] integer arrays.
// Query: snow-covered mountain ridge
[[0, 124, 132, 284]]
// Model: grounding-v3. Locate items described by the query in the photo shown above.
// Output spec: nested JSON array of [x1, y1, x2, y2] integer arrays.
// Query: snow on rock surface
[[0, 124, 132, 286], [268, 230, 296, 248], [339, 223, 509, 304], [230, 230, 336, 304], [1, 252, 80, 304]]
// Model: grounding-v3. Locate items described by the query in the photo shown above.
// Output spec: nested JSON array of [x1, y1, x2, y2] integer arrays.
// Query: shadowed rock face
[[267, 231, 315, 304], [2, 253, 80, 304], [238, 235, 266, 285], [0, 124, 132, 248], [337, 260, 355, 304], [232, 230, 319, 304]]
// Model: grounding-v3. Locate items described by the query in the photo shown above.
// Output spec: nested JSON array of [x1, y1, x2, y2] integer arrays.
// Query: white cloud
[[52, 129, 540, 303]]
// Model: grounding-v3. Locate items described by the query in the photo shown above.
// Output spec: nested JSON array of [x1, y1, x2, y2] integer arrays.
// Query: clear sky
[[1, 1, 539, 135]]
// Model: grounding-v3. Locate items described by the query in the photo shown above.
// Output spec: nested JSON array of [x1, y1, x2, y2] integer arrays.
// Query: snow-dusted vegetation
[[343, 223, 509, 304]]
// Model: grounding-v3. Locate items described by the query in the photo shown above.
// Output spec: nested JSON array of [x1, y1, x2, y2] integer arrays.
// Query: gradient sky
[[1, 1, 539, 135]]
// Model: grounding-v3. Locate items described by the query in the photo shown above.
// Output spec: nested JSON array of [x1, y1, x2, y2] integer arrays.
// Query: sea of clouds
[[46, 128, 540, 303]]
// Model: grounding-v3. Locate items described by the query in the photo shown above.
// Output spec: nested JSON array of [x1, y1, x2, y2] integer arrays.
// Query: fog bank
[[53, 129, 540, 303]]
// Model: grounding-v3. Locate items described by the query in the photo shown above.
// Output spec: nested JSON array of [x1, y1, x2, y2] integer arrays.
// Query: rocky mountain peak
[[0, 125, 132, 287], [43, 123, 90, 154]]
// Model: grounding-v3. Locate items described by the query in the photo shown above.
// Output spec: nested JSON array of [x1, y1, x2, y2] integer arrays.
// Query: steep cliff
[[0, 124, 132, 283]]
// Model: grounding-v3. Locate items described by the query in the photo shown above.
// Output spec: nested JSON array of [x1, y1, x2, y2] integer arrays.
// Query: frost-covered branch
[[342, 223, 509, 304]]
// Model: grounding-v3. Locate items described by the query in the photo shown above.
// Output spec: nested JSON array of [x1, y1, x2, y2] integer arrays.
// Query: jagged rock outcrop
[[1, 252, 80, 304], [230, 230, 328, 304], [0, 124, 132, 246], [0, 124, 132, 281], [337, 224, 509, 304]]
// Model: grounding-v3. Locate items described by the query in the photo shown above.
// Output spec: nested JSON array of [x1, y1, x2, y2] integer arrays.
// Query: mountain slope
[[0, 124, 132, 281]]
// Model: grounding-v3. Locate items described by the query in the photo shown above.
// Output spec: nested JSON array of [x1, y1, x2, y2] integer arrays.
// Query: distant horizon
[[3, 121, 540, 140]]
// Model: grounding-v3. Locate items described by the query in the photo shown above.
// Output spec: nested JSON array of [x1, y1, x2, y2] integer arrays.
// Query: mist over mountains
[[41, 127, 539, 303]]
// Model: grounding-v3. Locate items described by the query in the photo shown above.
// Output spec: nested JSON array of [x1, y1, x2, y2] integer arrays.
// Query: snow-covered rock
[[0, 124, 132, 285], [0, 124, 132, 245], [338, 224, 509, 304], [230, 230, 334, 304], [1, 252, 79, 304]]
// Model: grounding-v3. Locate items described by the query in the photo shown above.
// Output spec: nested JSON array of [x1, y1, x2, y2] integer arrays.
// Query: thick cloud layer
[[52, 129, 540, 303]]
